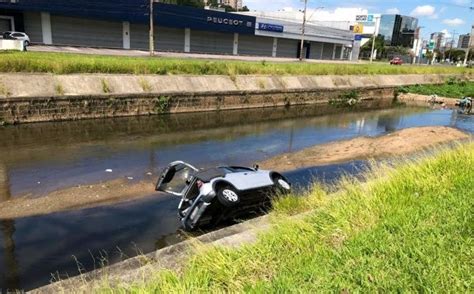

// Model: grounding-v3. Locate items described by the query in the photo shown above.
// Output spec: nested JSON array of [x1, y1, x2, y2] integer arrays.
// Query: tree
[[444, 49, 469, 62], [161, 0, 205, 8], [425, 51, 434, 64], [360, 36, 385, 59]]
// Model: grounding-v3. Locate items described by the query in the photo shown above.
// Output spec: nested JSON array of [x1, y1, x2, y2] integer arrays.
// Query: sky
[[243, 0, 474, 40]]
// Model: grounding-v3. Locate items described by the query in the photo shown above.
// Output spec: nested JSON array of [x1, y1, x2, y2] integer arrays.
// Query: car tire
[[217, 186, 240, 207], [272, 175, 291, 194], [24, 41, 30, 46]]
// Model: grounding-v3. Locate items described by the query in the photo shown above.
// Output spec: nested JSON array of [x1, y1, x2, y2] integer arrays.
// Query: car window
[[223, 166, 254, 173], [12, 33, 23, 37]]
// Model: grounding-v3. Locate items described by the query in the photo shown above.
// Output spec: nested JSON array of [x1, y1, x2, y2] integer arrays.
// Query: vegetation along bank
[[0, 51, 472, 76]]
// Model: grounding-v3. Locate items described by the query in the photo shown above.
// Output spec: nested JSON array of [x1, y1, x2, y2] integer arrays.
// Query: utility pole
[[447, 29, 456, 62], [369, 16, 380, 63], [149, 0, 155, 56], [299, 0, 308, 61], [463, 1, 473, 65], [463, 27, 472, 65]]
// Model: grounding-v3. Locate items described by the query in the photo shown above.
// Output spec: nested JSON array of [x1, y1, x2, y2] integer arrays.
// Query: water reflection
[[1, 220, 19, 290], [0, 164, 10, 202], [0, 106, 473, 200]]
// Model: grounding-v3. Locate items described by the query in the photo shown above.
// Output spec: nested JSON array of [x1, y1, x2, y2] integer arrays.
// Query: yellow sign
[[353, 24, 364, 34]]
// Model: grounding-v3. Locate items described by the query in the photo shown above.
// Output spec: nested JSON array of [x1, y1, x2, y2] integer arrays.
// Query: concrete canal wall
[[0, 73, 471, 124]]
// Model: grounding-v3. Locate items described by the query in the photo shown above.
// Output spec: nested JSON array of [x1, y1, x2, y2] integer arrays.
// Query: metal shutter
[[334, 45, 342, 60], [155, 26, 184, 52], [276, 38, 298, 58], [23, 12, 43, 43], [130, 23, 148, 50], [309, 42, 323, 59], [190, 30, 233, 55], [321, 43, 334, 60], [238, 35, 273, 57], [51, 15, 122, 48], [0, 19, 10, 32]]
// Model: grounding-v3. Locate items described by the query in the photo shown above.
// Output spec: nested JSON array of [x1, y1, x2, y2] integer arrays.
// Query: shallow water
[[0, 105, 472, 290]]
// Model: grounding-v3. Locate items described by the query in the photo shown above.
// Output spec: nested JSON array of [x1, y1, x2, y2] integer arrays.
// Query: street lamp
[[369, 15, 380, 63], [298, 2, 323, 61], [149, 0, 159, 57], [299, 0, 308, 61]]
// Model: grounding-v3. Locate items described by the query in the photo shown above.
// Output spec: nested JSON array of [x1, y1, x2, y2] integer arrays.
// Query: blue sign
[[367, 15, 374, 22], [354, 35, 363, 41], [258, 23, 284, 33], [156, 3, 256, 35]]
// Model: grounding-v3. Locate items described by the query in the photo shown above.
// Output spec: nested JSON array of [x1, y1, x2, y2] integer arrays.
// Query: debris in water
[[37, 181, 41, 184], [105, 169, 113, 173], [127, 177, 134, 180], [146, 172, 153, 176]]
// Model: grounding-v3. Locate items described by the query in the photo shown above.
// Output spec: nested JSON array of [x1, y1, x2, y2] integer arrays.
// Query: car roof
[[195, 168, 226, 182]]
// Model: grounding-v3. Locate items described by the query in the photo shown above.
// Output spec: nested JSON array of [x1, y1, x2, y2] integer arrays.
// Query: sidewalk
[[29, 45, 360, 64]]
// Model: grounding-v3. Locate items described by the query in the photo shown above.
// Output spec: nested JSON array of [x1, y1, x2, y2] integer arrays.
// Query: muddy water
[[0, 104, 472, 291]]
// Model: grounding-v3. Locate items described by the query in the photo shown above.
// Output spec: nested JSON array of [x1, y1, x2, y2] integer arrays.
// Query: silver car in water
[[155, 161, 291, 230]]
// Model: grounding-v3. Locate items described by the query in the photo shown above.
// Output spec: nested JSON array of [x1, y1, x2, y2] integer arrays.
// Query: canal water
[[0, 104, 472, 291]]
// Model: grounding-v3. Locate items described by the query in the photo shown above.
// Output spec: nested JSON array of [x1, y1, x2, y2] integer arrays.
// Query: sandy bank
[[0, 126, 469, 219], [260, 126, 469, 171]]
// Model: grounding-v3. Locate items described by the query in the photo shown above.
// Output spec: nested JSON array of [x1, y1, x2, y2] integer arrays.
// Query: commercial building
[[378, 14, 418, 48], [220, 0, 243, 11], [470, 25, 474, 48], [430, 32, 445, 50], [458, 34, 470, 49], [0, 0, 354, 60]]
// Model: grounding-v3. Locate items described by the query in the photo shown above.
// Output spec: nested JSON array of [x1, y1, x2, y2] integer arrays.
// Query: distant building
[[458, 34, 470, 49], [218, 0, 242, 10], [430, 32, 445, 50], [470, 25, 474, 48], [378, 14, 418, 48]]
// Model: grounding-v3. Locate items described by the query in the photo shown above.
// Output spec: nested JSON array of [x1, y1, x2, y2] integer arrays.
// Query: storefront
[[0, 1, 354, 60]]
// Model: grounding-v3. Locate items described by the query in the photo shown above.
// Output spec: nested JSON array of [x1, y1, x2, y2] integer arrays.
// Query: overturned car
[[155, 161, 291, 231]]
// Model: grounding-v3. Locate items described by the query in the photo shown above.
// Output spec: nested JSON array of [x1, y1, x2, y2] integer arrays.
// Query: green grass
[[399, 79, 474, 98], [107, 142, 473, 293], [0, 51, 472, 76]]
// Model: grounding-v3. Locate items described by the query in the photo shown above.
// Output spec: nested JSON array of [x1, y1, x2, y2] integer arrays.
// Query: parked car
[[155, 161, 291, 230], [390, 57, 403, 65], [2, 31, 30, 45]]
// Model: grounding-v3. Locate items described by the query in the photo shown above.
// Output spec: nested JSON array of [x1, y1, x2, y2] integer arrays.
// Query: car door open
[[155, 161, 198, 196]]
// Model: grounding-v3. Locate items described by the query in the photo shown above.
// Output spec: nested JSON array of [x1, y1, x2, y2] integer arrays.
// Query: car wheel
[[24, 41, 30, 46], [217, 186, 240, 207], [273, 175, 291, 194]]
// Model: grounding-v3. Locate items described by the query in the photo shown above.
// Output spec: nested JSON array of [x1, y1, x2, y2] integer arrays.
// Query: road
[[28, 45, 360, 63]]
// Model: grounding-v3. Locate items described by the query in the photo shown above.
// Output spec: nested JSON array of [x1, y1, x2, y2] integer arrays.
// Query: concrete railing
[[0, 39, 25, 51]]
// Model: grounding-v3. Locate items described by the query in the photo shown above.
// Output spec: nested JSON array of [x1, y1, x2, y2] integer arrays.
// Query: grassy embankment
[[103, 142, 473, 292], [0, 51, 472, 75], [399, 79, 474, 98]]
